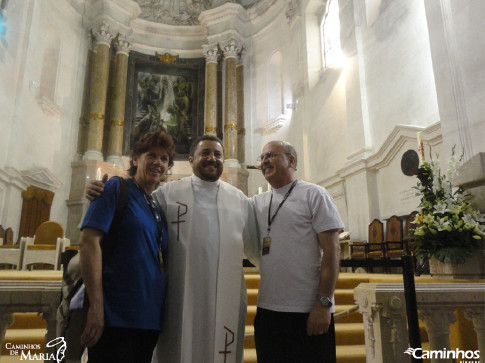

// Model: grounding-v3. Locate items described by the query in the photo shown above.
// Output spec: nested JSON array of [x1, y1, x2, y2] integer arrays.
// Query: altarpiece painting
[[124, 52, 205, 158]]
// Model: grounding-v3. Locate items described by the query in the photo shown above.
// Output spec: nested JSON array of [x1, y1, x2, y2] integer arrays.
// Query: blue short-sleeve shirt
[[81, 177, 168, 331]]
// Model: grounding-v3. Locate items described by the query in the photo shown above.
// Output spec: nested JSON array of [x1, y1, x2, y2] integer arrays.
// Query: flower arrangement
[[409, 147, 485, 264]]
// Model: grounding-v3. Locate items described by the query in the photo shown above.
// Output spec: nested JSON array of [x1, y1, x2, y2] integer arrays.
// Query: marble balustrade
[[354, 282, 485, 363], [0, 278, 62, 358]]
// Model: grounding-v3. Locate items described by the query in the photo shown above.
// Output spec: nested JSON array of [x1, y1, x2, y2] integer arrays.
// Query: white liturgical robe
[[152, 175, 260, 363]]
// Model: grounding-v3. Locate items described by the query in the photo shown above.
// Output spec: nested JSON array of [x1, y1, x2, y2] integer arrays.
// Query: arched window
[[40, 25, 60, 102], [320, 0, 342, 69], [267, 51, 283, 121]]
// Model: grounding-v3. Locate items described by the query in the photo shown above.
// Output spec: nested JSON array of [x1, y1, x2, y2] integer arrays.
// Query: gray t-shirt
[[251, 180, 344, 313]]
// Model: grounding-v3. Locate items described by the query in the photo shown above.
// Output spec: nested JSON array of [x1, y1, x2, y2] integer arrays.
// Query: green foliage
[[409, 147, 485, 265]]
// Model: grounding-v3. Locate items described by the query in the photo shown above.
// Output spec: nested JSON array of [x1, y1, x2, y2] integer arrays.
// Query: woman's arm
[[79, 227, 105, 347]]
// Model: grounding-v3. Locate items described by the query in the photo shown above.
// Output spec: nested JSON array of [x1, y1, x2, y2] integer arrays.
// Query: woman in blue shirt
[[79, 131, 174, 363]]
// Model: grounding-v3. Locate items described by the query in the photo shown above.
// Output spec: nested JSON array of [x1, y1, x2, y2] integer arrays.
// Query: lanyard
[[133, 179, 165, 273], [134, 180, 163, 235], [267, 180, 298, 235]]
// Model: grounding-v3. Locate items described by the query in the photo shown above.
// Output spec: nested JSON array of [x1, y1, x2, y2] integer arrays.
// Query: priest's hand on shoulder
[[85, 174, 108, 201], [306, 304, 331, 336]]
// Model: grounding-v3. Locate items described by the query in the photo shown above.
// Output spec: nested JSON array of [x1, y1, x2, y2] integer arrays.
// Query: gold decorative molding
[[204, 125, 217, 133], [89, 112, 104, 120], [237, 127, 246, 135], [156, 52, 179, 64], [224, 123, 238, 130], [110, 119, 124, 127]]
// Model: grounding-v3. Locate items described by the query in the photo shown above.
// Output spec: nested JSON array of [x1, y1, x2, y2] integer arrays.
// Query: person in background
[[80, 131, 174, 363], [251, 140, 344, 363]]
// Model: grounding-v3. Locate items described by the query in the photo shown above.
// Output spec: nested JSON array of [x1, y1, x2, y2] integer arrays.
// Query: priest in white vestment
[[152, 135, 260, 363]]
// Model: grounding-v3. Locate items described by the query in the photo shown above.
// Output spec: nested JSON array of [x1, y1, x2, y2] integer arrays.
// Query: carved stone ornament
[[92, 23, 114, 46], [114, 35, 132, 55], [285, 0, 300, 24], [202, 44, 220, 63], [135, 0, 260, 26], [155, 52, 179, 64], [221, 38, 241, 59], [262, 116, 286, 134]]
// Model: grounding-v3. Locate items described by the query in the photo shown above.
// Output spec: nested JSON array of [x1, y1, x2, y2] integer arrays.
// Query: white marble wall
[[0, 0, 483, 242], [245, 0, 484, 239], [0, 0, 87, 235]]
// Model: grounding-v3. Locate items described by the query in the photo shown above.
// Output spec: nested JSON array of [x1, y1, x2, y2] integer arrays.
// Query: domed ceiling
[[134, 0, 261, 26]]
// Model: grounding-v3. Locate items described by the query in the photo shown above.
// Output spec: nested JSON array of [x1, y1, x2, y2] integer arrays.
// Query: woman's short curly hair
[[127, 131, 176, 177]]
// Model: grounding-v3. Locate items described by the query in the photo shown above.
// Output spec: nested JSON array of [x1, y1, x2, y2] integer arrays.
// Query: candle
[[96, 168, 102, 181], [258, 187, 263, 194], [267, 183, 272, 192], [417, 132, 424, 165]]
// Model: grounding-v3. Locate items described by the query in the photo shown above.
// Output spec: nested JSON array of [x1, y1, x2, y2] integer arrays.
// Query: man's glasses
[[257, 151, 291, 162]]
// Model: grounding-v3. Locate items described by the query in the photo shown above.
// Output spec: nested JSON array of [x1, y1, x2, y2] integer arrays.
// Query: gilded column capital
[[92, 23, 114, 47], [221, 38, 241, 59], [202, 43, 220, 63], [114, 35, 132, 56]]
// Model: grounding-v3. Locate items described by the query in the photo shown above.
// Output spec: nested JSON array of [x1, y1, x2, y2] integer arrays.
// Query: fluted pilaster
[[106, 35, 131, 165]]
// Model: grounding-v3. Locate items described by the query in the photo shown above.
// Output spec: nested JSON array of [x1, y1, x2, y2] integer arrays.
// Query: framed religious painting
[[124, 51, 205, 159]]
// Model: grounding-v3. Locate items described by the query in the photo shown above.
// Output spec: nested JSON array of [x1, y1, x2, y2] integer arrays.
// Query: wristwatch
[[316, 294, 333, 308]]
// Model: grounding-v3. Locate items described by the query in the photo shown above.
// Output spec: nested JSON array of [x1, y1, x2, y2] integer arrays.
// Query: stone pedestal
[[66, 160, 126, 243], [429, 254, 485, 279]]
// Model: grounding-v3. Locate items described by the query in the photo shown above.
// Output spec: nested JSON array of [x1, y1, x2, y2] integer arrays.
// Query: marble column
[[465, 308, 485, 363], [83, 23, 114, 161], [106, 35, 131, 166], [236, 54, 245, 165], [77, 49, 95, 157], [0, 312, 14, 347], [203, 43, 219, 136], [419, 308, 457, 363], [221, 38, 240, 167]]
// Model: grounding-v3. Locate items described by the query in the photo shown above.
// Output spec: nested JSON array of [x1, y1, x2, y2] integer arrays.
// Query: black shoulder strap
[[100, 176, 129, 264]]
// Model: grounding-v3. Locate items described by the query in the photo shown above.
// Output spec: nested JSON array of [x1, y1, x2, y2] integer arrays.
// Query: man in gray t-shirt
[[251, 140, 344, 363]]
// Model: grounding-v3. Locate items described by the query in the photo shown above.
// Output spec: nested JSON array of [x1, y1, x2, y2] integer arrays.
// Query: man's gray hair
[[282, 142, 297, 169]]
